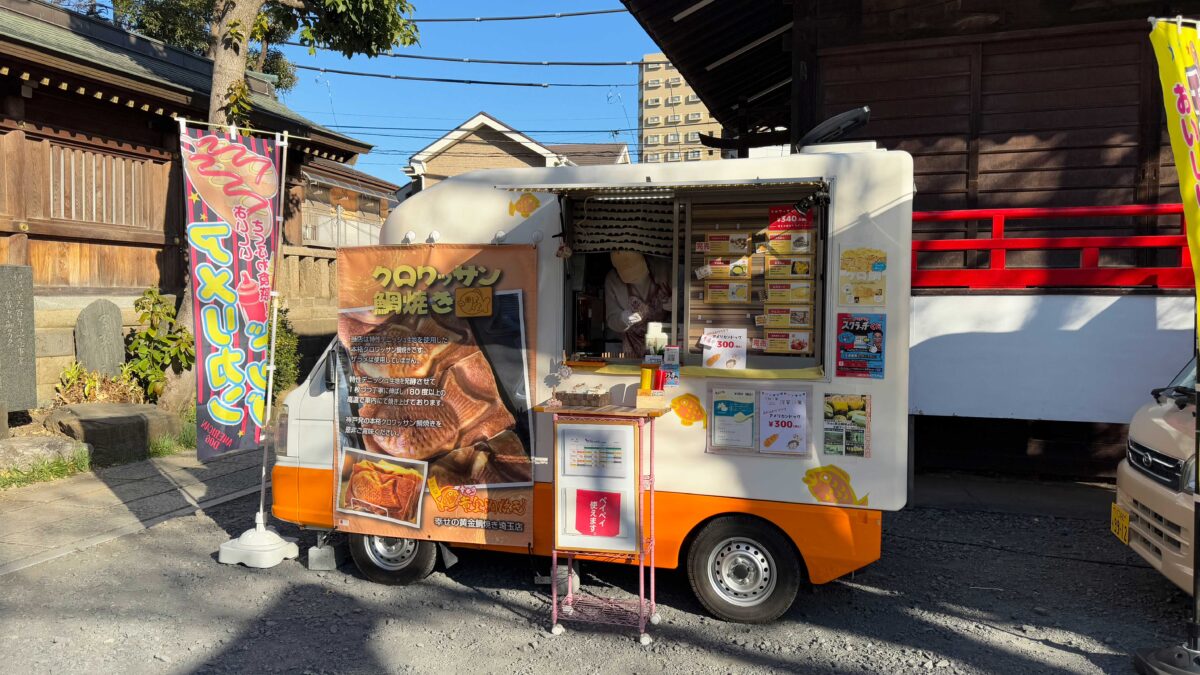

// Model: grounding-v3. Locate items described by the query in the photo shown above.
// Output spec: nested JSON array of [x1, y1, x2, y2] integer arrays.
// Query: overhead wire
[[366, 142, 716, 154], [292, 64, 635, 88], [282, 42, 665, 67], [410, 9, 627, 23], [322, 120, 720, 134]]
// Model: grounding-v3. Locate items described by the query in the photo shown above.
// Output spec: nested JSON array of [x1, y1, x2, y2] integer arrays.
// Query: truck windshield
[[1169, 357, 1197, 389]]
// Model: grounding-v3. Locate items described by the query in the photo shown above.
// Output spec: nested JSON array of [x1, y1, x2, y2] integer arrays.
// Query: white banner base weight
[[218, 512, 299, 569]]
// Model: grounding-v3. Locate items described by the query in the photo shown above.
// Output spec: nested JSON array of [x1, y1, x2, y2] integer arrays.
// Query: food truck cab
[[1112, 357, 1197, 592], [271, 143, 913, 623]]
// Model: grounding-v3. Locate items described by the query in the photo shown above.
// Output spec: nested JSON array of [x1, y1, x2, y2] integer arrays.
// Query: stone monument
[[0, 265, 36, 412], [74, 299, 125, 377]]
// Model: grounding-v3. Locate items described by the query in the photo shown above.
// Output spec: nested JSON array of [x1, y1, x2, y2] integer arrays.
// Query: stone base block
[[44, 403, 181, 467]]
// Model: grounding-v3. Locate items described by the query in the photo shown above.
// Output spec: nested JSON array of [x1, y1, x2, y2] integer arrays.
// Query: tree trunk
[[254, 40, 269, 73], [181, 0, 262, 338], [166, 0, 266, 412], [207, 0, 265, 125]]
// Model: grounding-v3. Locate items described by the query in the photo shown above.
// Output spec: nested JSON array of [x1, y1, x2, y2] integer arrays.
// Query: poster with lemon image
[[711, 387, 755, 449]]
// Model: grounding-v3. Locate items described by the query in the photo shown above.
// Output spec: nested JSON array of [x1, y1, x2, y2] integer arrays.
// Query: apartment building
[[638, 52, 722, 163]]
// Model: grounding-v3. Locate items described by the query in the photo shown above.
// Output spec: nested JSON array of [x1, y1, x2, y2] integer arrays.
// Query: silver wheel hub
[[365, 536, 417, 571], [707, 537, 776, 607]]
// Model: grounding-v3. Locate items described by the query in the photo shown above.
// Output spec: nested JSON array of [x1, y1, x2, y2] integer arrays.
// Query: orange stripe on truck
[[272, 465, 880, 584]]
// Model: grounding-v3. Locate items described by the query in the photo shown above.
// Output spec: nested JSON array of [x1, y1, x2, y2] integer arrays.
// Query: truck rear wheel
[[686, 516, 801, 623], [348, 534, 436, 585]]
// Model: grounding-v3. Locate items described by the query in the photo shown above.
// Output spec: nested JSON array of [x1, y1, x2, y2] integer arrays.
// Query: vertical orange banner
[[332, 245, 537, 546]]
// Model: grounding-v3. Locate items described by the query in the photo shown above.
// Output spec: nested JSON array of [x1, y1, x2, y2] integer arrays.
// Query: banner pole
[[258, 291, 281, 521], [257, 131, 287, 522], [216, 129, 298, 568]]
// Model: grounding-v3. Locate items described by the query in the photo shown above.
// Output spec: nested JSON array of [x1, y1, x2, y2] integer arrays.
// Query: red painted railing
[[911, 204, 1192, 289]]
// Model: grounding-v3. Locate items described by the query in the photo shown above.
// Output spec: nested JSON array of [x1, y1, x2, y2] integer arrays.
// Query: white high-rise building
[[637, 52, 722, 163]]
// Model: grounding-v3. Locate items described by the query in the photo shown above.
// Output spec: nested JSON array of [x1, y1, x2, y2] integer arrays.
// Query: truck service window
[[561, 189, 827, 370], [563, 197, 681, 360]]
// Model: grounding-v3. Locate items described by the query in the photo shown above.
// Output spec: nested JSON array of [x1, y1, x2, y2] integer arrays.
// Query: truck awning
[[494, 178, 827, 196]]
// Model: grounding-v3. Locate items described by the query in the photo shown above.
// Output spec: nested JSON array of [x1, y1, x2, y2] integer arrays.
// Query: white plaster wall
[[910, 294, 1194, 424]]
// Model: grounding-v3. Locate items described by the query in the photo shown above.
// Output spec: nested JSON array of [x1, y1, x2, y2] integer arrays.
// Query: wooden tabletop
[[533, 401, 669, 418]]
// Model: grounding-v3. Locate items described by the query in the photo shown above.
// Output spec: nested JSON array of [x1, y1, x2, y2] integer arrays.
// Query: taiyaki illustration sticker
[[180, 127, 281, 460], [454, 287, 493, 317], [508, 191, 542, 218], [803, 465, 868, 506], [759, 390, 808, 456], [823, 394, 871, 458], [670, 393, 706, 428], [700, 327, 746, 370], [710, 388, 754, 449]]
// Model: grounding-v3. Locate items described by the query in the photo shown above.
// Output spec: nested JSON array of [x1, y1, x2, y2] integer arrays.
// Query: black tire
[[348, 534, 436, 586], [686, 516, 802, 623]]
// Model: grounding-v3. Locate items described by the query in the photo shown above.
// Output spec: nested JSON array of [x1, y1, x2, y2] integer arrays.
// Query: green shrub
[[179, 402, 198, 448], [269, 306, 300, 402], [125, 289, 195, 402], [0, 445, 91, 490], [151, 404, 198, 458], [55, 360, 144, 405]]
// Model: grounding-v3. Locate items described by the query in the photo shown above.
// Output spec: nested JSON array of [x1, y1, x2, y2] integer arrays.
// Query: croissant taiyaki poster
[[332, 244, 537, 547], [180, 127, 281, 460]]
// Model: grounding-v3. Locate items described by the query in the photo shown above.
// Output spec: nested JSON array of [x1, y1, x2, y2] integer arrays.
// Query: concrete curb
[[0, 481, 267, 577]]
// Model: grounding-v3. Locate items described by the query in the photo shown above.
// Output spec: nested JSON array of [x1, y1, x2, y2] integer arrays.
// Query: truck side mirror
[[324, 354, 337, 391]]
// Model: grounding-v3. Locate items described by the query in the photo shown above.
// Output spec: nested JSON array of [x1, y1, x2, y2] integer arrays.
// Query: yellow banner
[[1151, 21, 1200, 330]]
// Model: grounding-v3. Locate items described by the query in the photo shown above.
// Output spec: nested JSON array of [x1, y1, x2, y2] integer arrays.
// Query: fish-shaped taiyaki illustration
[[670, 393, 706, 428], [508, 192, 541, 218], [803, 465, 868, 506]]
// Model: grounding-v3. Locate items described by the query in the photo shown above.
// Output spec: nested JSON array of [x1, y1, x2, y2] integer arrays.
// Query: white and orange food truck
[[270, 143, 913, 623]]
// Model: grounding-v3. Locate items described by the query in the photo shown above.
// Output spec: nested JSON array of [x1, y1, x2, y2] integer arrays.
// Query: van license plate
[[1110, 503, 1130, 545]]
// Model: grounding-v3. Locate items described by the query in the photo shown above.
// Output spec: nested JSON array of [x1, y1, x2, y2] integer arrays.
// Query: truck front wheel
[[686, 517, 802, 623], [348, 534, 436, 585]]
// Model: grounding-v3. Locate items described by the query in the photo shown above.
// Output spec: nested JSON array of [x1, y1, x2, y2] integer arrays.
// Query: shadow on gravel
[[191, 581, 389, 674], [420, 525, 1157, 673]]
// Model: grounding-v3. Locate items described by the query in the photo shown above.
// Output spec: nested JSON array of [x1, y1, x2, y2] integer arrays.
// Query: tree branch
[[255, 39, 269, 72], [271, 0, 306, 10]]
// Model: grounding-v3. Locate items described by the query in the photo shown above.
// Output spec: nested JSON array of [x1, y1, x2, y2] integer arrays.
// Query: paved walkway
[[0, 449, 266, 575]]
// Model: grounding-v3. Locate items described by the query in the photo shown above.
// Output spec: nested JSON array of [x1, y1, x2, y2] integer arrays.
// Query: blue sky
[[276, 3, 659, 185]]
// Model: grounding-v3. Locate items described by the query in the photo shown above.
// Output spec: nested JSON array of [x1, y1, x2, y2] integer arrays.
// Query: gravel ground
[[0, 487, 1186, 674]]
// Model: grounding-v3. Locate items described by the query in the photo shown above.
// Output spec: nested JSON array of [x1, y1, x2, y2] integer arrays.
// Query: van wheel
[[348, 534, 436, 585], [686, 517, 801, 623]]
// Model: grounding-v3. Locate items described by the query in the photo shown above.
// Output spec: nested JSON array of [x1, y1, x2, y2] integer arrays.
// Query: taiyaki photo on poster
[[336, 448, 428, 528]]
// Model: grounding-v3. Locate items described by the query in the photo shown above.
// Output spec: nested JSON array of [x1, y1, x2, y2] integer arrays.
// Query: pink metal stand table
[[535, 404, 662, 645]]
